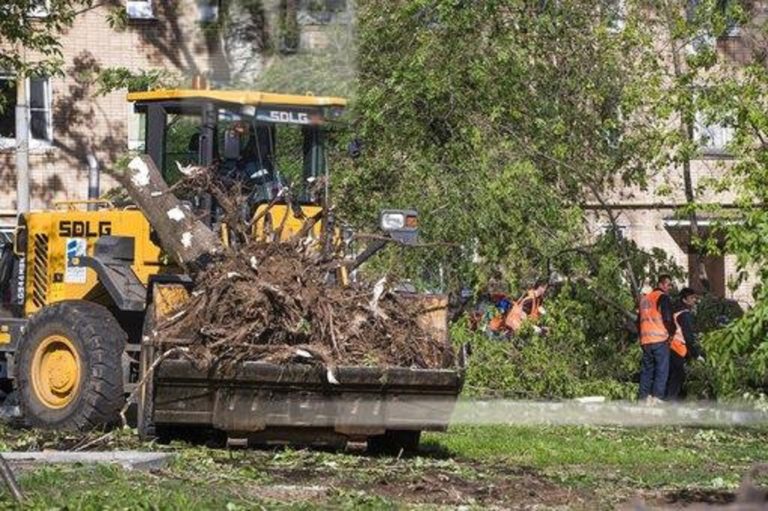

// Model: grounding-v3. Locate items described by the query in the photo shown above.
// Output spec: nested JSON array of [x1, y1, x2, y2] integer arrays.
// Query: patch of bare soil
[[662, 488, 736, 506], [630, 466, 768, 510], [251, 453, 587, 508], [370, 467, 585, 508]]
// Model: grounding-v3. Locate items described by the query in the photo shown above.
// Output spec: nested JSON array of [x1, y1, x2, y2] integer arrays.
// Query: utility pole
[[15, 76, 30, 214]]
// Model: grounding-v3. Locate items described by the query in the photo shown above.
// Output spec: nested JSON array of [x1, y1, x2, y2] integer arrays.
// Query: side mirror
[[347, 138, 362, 159], [348, 209, 419, 271]]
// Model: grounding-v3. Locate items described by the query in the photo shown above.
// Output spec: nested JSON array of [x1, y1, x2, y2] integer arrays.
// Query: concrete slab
[[1, 451, 174, 471]]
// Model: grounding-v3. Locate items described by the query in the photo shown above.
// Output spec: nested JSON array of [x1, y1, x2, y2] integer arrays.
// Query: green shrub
[[454, 286, 638, 400]]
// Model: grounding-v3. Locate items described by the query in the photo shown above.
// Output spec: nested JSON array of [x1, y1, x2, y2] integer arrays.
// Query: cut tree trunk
[[115, 155, 223, 272]]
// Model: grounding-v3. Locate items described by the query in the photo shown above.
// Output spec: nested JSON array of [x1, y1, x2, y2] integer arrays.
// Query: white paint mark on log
[[128, 157, 150, 187], [167, 206, 186, 222], [181, 231, 193, 248], [326, 369, 339, 385]]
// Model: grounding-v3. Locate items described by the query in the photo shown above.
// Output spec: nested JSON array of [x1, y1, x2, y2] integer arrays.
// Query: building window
[[599, 223, 628, 239], [127, 104, 146, 151], [694, 111, 734, 156], [196, 0, 220, 23], [27, 0, 50, 18], [0, 78, 15, 139], [126, 0, 153, 20], [717, 0, 741, 37], [0, 74, 53, 150]]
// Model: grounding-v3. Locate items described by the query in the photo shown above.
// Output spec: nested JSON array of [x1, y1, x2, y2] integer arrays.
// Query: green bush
[[454, 286, 637, 401], [702, 293, 768, 397]]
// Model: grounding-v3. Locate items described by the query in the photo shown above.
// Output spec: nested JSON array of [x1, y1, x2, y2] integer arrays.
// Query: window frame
[[126, 0, 154, 20], [127, 104, 146, 151], [693, 110, 734, 157], [27, 0, 50, 18], [196, 0, 220, 23], [0, 74, 53, 151]]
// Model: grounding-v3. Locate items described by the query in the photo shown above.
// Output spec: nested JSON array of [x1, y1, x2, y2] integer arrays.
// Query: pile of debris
[[120, 156, 453, 370]]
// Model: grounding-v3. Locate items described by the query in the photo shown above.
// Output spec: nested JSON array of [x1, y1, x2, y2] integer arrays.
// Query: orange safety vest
[[670, 311, 688, 357], [639, 289, 669, 345], [504, 290, 539, 333]]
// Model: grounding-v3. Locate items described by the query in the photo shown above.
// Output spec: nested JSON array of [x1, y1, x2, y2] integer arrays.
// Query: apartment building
[[588, 3, 767, 306], [0, 0, 346, 225]]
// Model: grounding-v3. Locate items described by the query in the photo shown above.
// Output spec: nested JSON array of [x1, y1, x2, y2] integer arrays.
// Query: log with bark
[[115, 155, 224, 272]]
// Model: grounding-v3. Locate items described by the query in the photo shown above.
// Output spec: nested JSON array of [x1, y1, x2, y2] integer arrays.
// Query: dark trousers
[[638, 342, 670, 400], [666, 353, 686, 401]]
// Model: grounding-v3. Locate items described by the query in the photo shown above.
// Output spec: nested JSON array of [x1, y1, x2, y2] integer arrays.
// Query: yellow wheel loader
[[0, 89, 463, 452]]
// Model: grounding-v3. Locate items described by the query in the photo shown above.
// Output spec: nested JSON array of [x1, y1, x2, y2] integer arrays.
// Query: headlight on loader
[[380, 210, 418, 232], [379, 209, 418, 245], [381, 212, 405, 231]]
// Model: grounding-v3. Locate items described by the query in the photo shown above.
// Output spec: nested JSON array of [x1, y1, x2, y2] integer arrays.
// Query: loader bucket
[[137, 283, 464, 447]]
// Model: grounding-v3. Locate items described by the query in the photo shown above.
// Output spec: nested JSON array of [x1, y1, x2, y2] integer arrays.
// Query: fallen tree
[[118, 155, 224, 271], [116, 156, 453, 370]]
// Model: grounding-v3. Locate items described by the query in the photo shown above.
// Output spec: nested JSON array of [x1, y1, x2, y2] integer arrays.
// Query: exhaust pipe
[[86, 153, 100, 211]]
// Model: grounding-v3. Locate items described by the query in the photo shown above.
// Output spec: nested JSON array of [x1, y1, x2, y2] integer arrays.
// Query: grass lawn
[[0, 424, 766, 509]]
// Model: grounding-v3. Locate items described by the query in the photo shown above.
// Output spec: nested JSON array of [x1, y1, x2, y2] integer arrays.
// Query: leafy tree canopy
[[0, 0, 93, 77]]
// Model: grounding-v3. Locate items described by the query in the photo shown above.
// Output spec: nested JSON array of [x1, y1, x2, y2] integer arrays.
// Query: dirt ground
[[1, 425, 765, 510]]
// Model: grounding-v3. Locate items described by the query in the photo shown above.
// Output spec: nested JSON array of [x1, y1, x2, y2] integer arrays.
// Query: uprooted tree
[[114, 155, 454, 372]]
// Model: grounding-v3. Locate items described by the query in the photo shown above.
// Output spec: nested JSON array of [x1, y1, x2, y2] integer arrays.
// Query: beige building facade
[[0, 2, 225, 219], [1, 1, 762, 306], [0, 0, 346, 226], [588, 6, 767, 307]]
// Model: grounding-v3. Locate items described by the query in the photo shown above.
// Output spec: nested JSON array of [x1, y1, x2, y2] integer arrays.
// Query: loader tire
[[17, 301, 126, 430]]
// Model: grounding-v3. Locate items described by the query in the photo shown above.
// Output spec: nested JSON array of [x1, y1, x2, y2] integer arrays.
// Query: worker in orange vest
[[666, 287, 703, 400], [504, 279, 549, 335], [637, 274, 676, 403]]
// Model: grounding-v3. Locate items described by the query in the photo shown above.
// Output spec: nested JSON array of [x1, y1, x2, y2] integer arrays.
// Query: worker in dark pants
[[667, 287, 703, 401], [638, 274, 676, 403]]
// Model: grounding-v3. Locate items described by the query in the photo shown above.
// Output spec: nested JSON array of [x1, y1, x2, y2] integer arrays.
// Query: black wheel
[[16, 301, 126, 430], [367, 430, 421, 455]]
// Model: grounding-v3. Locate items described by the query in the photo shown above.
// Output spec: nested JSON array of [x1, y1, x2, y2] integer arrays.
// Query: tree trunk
[[666, 0, 710, 293], [115, 155, 223, 272], [680, 116, 710, 292], [280, 0, 300, 53]]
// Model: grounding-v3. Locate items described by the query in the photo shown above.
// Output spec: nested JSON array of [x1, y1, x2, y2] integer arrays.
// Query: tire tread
[[17, 300, 127, 430]]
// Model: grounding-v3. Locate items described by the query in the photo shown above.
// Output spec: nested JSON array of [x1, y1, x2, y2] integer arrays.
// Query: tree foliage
[[699, 60, 768, 397], [0, 0, 92, 77]]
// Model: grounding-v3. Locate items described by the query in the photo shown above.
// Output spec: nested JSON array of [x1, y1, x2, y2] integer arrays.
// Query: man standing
[[638, 274, 676, 403], [667, 288, 703, 400]]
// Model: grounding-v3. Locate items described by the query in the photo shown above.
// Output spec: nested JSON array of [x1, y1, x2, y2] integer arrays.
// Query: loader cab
[[127, 89, 346, 217]]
